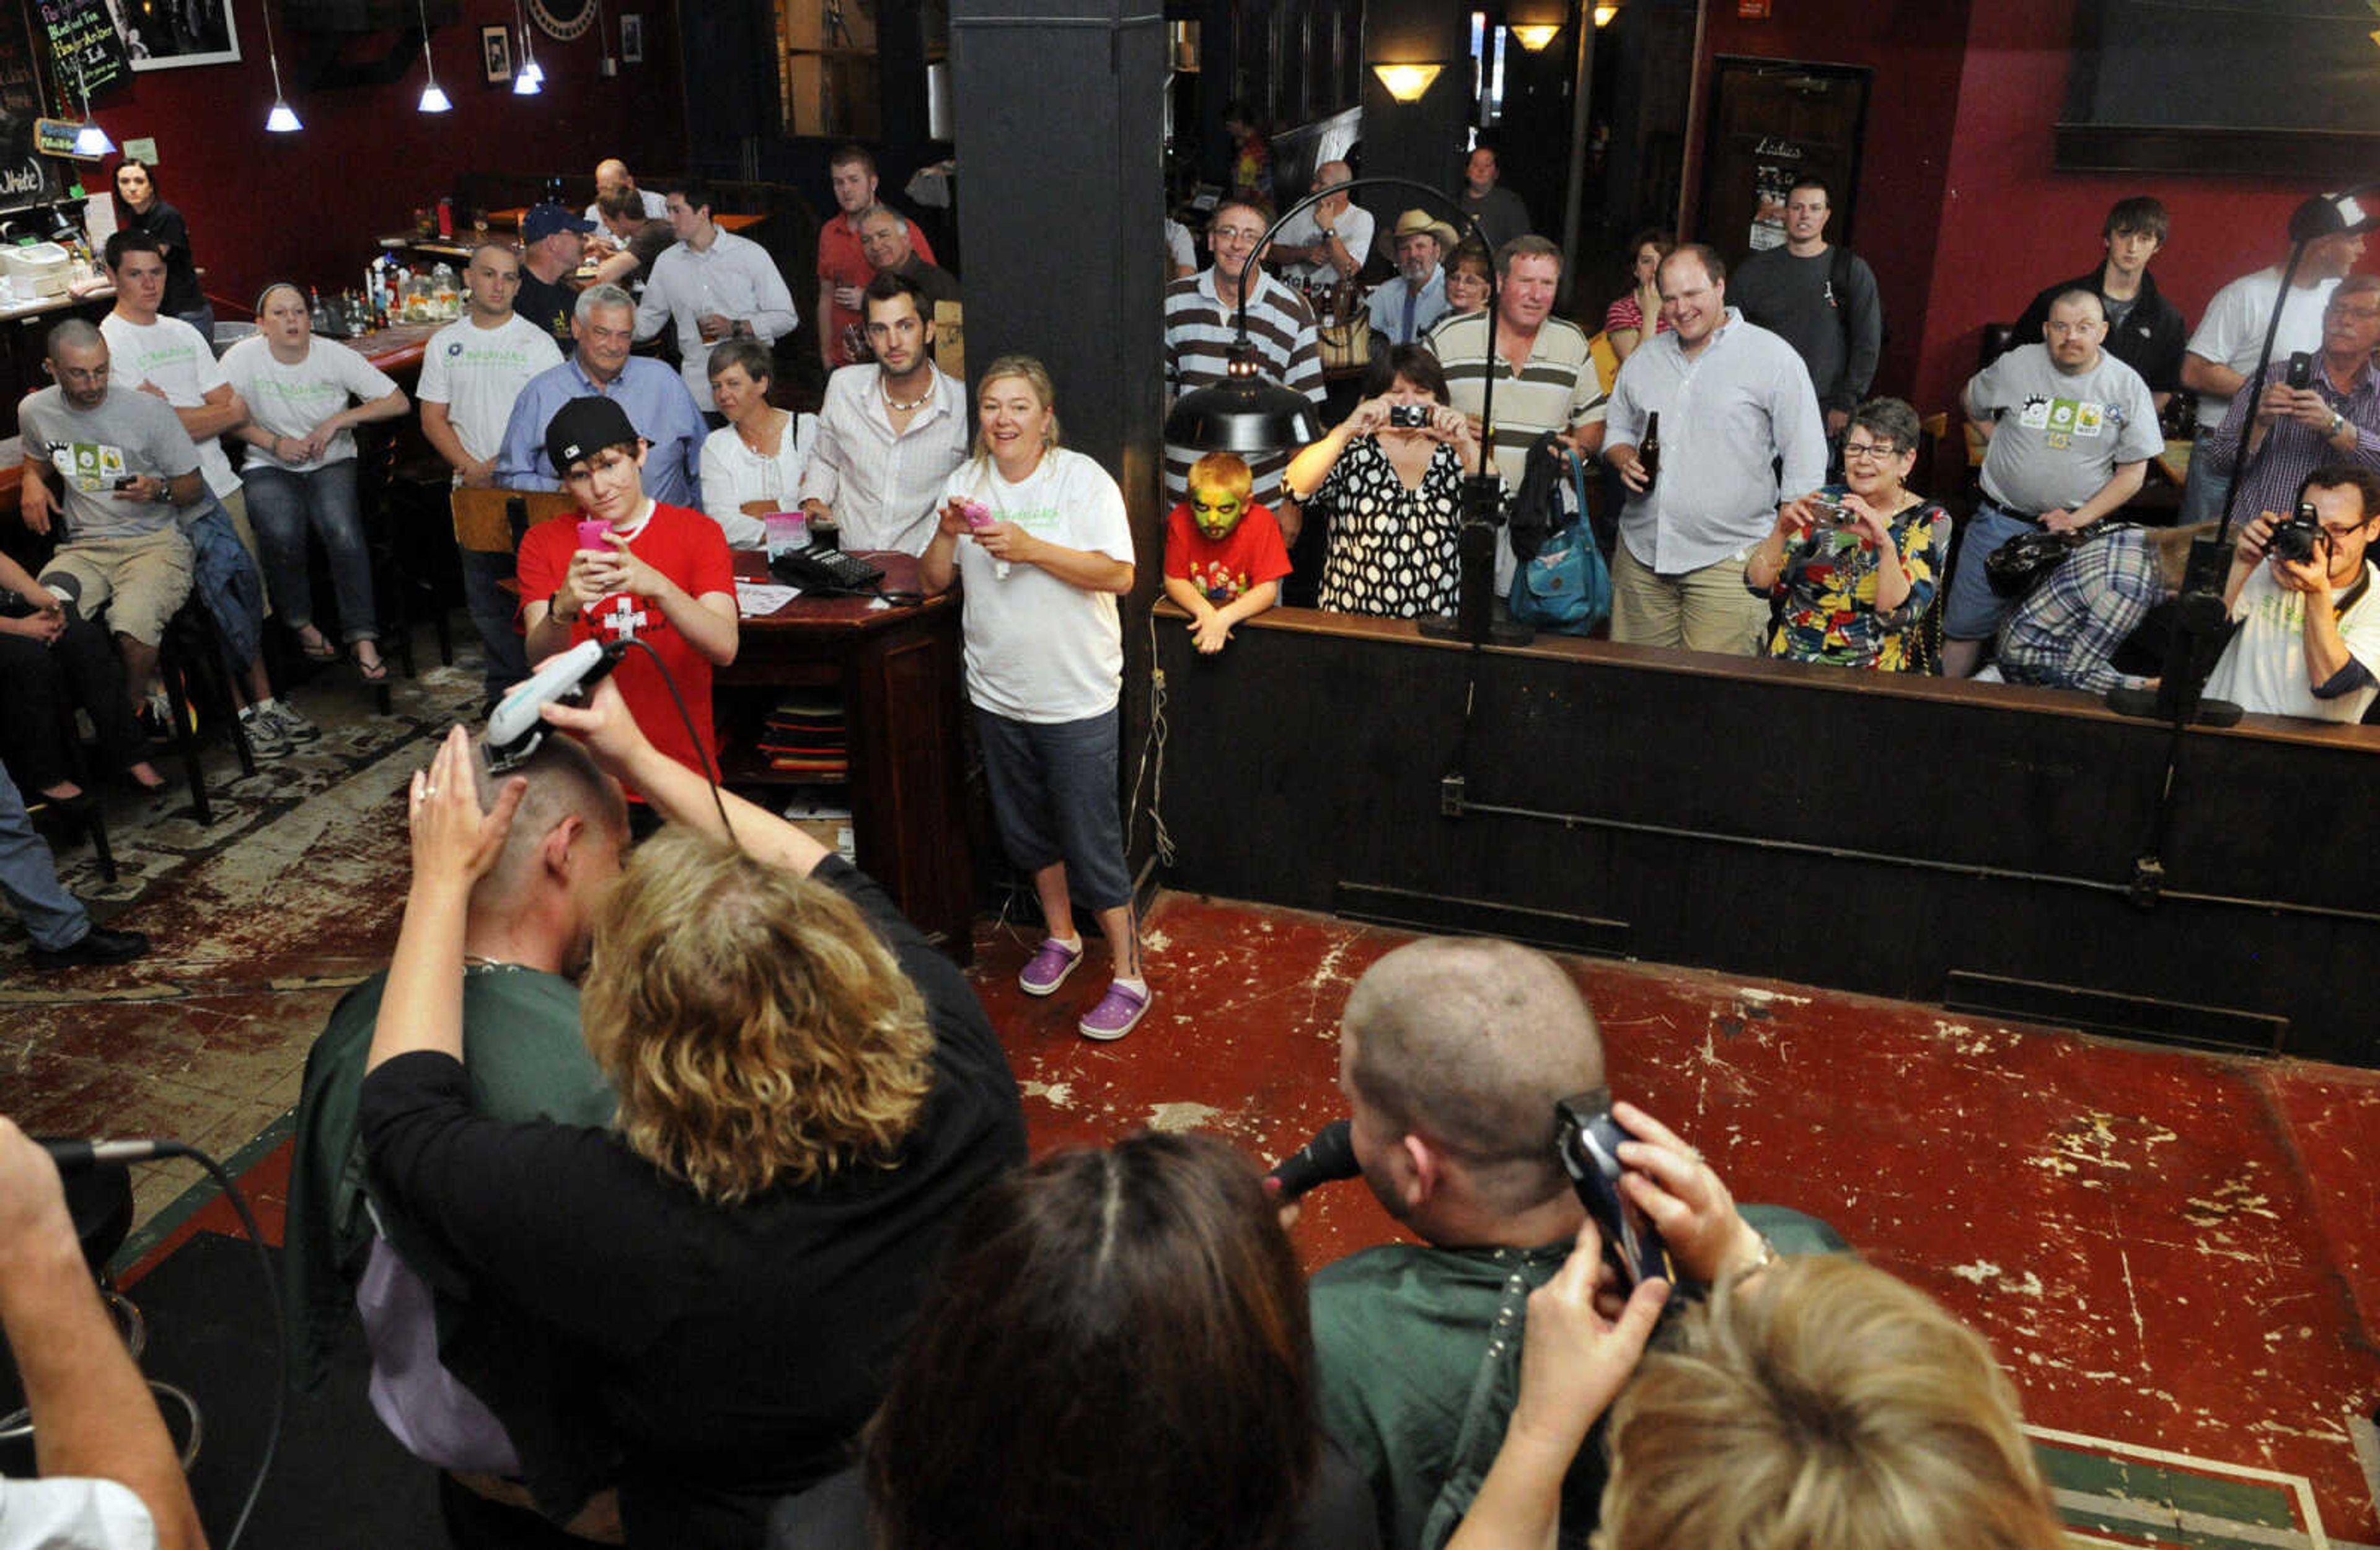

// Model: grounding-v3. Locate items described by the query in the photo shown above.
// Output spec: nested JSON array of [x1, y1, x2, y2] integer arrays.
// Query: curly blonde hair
[[580, 827, 935, 1204], [1601, 1256, 2065, 1550]]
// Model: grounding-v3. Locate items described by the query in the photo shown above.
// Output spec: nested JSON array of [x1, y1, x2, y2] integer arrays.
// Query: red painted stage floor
[[9, 670, 2373, 1546]]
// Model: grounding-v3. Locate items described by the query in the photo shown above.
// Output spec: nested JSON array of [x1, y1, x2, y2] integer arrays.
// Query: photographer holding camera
[[2203, 464, 2380, 722], [2197, 275, 2380, 534]]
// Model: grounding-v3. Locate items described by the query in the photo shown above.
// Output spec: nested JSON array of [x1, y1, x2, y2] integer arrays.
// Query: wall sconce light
[[1372, 63, 1445, 102], [1509, 24, 1560, 50], [1594, 4, 1620, 25]]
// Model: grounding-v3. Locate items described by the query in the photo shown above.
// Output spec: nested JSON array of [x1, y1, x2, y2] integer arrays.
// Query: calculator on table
[[770, 545, 885, 596]]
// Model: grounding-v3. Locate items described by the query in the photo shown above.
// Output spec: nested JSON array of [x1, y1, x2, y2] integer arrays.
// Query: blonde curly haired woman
[[362, 692, 1026, 1549]]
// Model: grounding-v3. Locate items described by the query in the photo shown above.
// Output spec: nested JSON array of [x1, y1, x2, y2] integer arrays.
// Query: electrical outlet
[[1439, 772, 1465, 817]]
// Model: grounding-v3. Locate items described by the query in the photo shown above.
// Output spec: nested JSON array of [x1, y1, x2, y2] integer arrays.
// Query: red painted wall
[[1683, 0, 1976, 407], [1690, 0, 2338, 428], [1912, 0, 2328, 419], [81, 0, 685, 317]]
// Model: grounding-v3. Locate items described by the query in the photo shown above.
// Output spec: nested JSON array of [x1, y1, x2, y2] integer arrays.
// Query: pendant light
[[416, 0, 451, 111], [262, 0, 302, 131]]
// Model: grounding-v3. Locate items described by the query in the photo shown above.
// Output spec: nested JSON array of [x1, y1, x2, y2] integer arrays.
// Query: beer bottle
[[1639, 412, 1661, 490]]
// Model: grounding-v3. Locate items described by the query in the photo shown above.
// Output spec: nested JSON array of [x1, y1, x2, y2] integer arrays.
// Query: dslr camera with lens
[[2268, 499, 2325, 566]]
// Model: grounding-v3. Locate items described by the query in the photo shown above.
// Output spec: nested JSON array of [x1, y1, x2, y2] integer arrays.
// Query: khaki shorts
[[41, 525, 196, 647]]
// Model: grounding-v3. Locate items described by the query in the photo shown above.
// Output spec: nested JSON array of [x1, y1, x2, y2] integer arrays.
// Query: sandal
[[353, 646, 389, 683], [294, 628, 337, 663]]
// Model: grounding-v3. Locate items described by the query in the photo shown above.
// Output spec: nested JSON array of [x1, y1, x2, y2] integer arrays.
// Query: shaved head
[[1342, 936, 1603, 1212]]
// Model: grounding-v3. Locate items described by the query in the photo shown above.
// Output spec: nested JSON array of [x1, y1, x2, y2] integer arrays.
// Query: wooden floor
[[6, 636, 2376, 1548]]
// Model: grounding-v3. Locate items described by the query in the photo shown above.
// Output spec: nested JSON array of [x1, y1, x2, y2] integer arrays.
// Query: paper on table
[[736, 580, 800, 616]]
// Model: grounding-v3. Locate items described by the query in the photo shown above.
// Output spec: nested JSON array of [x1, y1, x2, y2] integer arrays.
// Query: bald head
[[594, 159, 633, 196], [1343, 937, 1604, 1209], [469, 734, 627, 907]]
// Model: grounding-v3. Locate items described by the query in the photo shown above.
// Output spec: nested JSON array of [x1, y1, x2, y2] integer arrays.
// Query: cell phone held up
[[1554, 1088, 1673, 1290], [2286, 352, 2315, 392]]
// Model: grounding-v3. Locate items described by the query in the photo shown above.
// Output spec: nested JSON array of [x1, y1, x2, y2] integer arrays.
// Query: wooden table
[[719, 549, 977, 962]]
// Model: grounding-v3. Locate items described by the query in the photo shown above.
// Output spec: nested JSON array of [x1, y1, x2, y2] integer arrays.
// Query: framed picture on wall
[[118, 0, 241, 71], [483, 25, 513, 82], [620, 14, 643, 64]]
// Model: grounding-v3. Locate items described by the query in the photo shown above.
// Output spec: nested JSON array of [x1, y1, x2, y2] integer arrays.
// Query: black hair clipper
[[1554, 1088, 1673, 1288]]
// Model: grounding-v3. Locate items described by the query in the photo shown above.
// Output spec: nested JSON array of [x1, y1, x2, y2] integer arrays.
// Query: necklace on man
[[883, 379, 932, 412]]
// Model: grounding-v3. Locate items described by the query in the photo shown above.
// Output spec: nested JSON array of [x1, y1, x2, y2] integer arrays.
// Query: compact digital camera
[[1388, 403, 1432, 429]]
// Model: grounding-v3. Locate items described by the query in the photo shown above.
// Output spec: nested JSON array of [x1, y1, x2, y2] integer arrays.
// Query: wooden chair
[[449, 487, 577, 558]]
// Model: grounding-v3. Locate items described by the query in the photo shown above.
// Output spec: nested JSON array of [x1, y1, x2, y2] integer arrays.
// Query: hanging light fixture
[[261, 0, 303, 131], [69, 59, 115, 156], [513, 0, 545, 93], [416, 0, 452, 112]]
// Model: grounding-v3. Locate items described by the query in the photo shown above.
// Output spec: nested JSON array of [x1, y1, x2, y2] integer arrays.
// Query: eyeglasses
[[1841, 441, 1900, 462], [2324, 303, 2380, 322], [1210, 226, 1265, 245]]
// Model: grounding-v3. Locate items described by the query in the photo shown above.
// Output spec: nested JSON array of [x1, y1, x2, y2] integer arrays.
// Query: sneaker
[[237, 704, 292, 759], [32, 926, 150, 970], [260, 700, 320, 744], [1078, 980, 1152, 1042], [1018, 936, 1083, 997]]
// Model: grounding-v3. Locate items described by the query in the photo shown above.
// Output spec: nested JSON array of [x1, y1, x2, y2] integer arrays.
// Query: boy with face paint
[[1161, 452, 1292, 653]]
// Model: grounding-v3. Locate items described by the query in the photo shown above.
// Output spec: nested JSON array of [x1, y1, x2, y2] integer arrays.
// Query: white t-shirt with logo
[[1967, 343, 2162, 516], [220, 335, 403, 472], [418, 312, 566, 473], [100, 311, 240, 499], [2204, 559, 2380, 723], [938, 447, 1135, 723]]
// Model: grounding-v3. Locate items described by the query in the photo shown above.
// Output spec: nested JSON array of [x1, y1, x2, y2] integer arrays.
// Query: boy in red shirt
[[1161, 452, 1292, 654], [517, 397, 739, 790]]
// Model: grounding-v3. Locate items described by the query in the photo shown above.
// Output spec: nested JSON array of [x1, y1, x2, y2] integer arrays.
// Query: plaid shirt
[[2200, 356, 2380, 524], [1996, 526, 2162, 693]]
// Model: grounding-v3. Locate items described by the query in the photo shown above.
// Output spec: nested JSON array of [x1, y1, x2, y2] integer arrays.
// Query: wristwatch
[[2329, 410, 2347, 440], [549, 587, 578, 622]]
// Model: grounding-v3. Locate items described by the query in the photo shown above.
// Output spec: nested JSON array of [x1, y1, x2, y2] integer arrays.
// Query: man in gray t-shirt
[[1729, 177, 1882, 438], [18, 321, 208, 702], [1942, 290, 2162, 676]]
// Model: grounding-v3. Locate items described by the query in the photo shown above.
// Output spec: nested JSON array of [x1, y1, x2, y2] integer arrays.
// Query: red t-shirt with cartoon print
[[516, 502, 734, 783], [1163, 500, 1293, 604]]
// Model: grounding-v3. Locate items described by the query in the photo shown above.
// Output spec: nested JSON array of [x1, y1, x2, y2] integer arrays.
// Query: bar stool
[[156, 594, 257, 827]]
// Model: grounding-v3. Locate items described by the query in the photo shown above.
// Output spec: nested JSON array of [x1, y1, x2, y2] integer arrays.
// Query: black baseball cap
[[545, 395, 640, 475]]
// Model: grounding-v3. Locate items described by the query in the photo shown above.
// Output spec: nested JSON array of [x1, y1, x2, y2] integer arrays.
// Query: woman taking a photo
[[1604, 228, 1674, 363], [699, 336, 819, 548], [113, 159, 211, 335], [1743, 396, 1946, 671], [769, 1132, 1377, 1550], [922, 355, 1148, 1042], [223, 282, 408, 680], [1284, 343, 1488, 619], [363, 692, 1028, 1549]]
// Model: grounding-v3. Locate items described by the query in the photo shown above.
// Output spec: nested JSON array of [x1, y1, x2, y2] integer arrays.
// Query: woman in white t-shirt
[[920, 356, 1150, 1042], [699, 337, 819, 548], [223, 283, 409, 680]]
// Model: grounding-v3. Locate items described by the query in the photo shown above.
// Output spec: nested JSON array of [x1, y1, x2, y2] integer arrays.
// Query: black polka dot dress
[[1311, 436, 1472, 618]]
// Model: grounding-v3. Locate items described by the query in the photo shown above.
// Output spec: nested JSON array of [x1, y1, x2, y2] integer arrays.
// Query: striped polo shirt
[[1427, 310, 1608, 488], [1163, 267, 1326, 503]]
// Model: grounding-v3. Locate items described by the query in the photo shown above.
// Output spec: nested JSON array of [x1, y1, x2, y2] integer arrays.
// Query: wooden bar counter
[[1152, 602, 2380, 1068]]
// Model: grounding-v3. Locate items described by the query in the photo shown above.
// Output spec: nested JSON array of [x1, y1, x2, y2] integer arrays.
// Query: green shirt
[[1311, 1240, 1603, 1550], [283, 964, 615, 1391]]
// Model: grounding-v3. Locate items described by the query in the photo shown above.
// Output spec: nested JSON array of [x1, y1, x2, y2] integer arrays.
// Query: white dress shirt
[[797, 362, 970, 553], [633, 228, 800, 411], [701, 409, 821, 547]]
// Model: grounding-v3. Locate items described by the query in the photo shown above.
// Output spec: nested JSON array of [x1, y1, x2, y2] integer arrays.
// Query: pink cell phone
[[578, 519, 612, 553], [963, 500, 994, 531]]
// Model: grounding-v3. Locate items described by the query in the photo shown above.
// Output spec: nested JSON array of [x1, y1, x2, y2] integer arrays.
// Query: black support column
[[949, 0, 1170, 874]]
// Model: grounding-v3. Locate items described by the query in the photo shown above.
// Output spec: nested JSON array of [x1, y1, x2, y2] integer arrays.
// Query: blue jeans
[[461, 548, 528, 698], [180, 496, 265, 673], [242, 461, 377, 644], [2176, 450, 2236, 531], [1941, 501, 2037, 644], [0, 762, 90, 951]]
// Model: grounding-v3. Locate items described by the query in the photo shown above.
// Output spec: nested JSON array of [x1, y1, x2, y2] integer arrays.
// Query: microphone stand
[[1221, 174, 1528, 647], [2105, 185, 2378, 905]]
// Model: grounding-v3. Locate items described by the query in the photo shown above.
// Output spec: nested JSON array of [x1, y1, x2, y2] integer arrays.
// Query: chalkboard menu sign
[[38, 0, 128, 101], [0, 0, 61, 211]]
